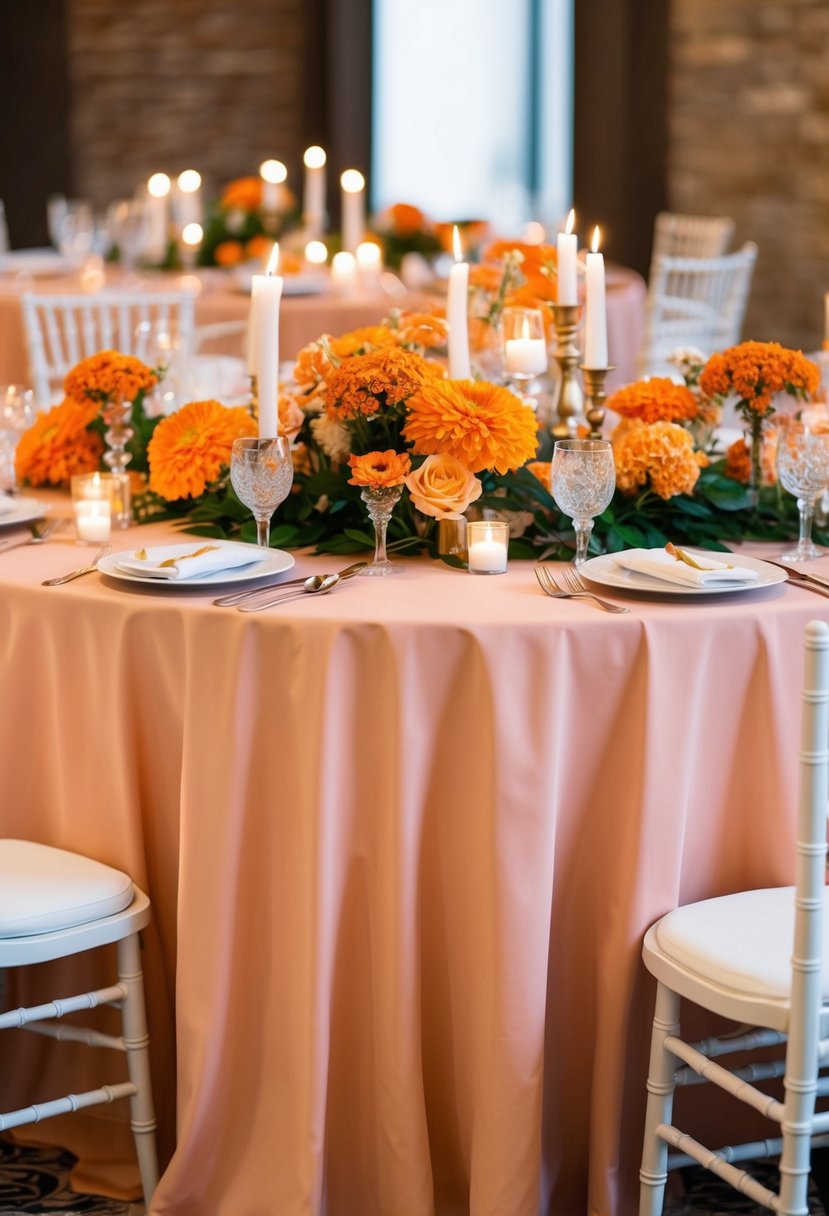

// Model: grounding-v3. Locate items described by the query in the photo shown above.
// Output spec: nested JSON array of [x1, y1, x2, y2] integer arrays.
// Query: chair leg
[[639, 982, 681, 1216], [117, 933, 159, 1207]]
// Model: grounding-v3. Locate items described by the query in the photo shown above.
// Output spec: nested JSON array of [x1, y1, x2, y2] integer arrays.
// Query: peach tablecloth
[[0, 500, 815, 1216], [0, 264, 646, 391]]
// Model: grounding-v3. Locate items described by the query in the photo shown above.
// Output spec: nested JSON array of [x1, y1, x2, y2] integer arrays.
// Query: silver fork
[[0, 517, 63, 553], [42, 544, 112, 586], [535, 564, 629, 613]]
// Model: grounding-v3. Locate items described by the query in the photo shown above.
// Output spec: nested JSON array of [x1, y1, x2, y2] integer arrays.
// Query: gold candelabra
[[580, 364, 615, 439], [550, 304, 584, 439]]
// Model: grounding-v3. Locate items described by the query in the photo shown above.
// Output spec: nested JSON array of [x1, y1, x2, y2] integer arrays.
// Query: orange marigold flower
[[245, 234, 273, 263], [607, 377, 699, 425], [723, 434, 778, 486], [484, 239, 557, 279], [348, 449, 411, 488], [15, 397, 103, 487], [387, 203, 428, 235], [394, 311, 449, 350], [699, 341, 819, 416], [147, 399, 256, 500], [326, 348, 437, 420], [613, 420, 705, 500], [403, 379, 538, 474], [469, 264, 504, 293], [214, 240, 245, 267], [220, 176, 262, 211], [526, 460, 551, 490], [331, 326, 397, 359], [63, 350, 157, 405]]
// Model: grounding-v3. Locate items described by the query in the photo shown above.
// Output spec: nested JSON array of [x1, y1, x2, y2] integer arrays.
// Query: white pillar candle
[[74, 500, 111, 544], [340, 169, 365, 253], [251, 244, 283, 436], [356, 240, 381, 286], [331, 250, 357, 295], [556, 207, 578, 306], [505, 335, 548, 376], [145, 173, 171, 263], [467, 521, 508, 574], [260, 159, 287, 213], [584, 226, 608, 368], [303, 146, 327, 238], [447, 225, 471, 380], [176, 170, 202, 230]]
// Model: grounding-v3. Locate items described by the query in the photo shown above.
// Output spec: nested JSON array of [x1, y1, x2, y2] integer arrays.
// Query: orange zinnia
[[15, 396, 103, 487], [607, 377, 699, 425], [147, 399, 256, 500], [403, 379, 538, 474], [64, 350, 157, 405], [348, 449, 411, 488]]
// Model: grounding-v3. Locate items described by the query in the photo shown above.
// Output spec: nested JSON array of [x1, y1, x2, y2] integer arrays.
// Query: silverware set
[[534, 564, 630, 613], [214, 561, 367, 610], [0, 517, 63, 553]]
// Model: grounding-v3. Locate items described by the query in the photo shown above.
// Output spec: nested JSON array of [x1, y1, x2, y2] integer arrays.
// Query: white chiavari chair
[[650, 211, 735, 265]]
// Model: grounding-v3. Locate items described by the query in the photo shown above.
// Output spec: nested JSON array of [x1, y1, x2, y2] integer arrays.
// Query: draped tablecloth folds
[[0, 499, 818, 1216]]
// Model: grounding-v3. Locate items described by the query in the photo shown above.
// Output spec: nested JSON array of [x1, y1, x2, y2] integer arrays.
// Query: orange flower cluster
[[526, 460, 551, 490], [403, 379, 538, 474], [614, 421, 708, 500], [147, 399, 256, 501], [723, 434, 778, 486], [15, 397, 103, 487], [63, 350, 157, 405], [386, 203, 428, 234], [348, 449, 411, 488], [394, 311, 449, 350], [220, 176, 263, 211], [699, 341, 819, 416], [607, 377, 699, 425], [326, 348, 438, 420]]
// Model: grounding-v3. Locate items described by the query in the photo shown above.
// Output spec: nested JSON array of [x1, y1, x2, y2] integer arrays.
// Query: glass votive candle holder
[[71, 473, 113, 544], [467, 520, 509, 575], [502, 306, 548, 380]]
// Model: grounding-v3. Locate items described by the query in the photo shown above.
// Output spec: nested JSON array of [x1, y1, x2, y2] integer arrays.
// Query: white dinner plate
[[0, 496, 47, 529], [0, 249, 74, 277], [99, 541, 295, 588], [579, 549, 787, 597]]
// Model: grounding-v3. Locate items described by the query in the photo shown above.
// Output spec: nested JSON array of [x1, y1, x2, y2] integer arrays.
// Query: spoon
[[237, 572, 341, 612], [213, 560, 367, 607]]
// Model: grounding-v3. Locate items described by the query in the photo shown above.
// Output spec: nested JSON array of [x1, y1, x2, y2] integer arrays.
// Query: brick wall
[[66, 0, 308, 208], [669, 0, 829, 350]]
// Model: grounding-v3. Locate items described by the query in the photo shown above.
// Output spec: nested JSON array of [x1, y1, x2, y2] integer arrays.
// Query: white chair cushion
[[0, 840, 134, 938], [654, 886, 829, 1002]]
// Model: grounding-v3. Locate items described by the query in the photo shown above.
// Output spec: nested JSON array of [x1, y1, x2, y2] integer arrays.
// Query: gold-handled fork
[[0, 517, 63, 554], [534, 564, 629, 613], [42, 544, 112, 586]]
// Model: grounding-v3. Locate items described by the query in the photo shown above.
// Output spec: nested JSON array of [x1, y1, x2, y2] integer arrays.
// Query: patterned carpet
[[0, 1137, 826, 1215]]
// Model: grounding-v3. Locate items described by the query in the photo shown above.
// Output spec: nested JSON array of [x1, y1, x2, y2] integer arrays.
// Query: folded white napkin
[[116, 542, 264, 581], [611, 547, 760, 587], [0, 494, 16, 516]]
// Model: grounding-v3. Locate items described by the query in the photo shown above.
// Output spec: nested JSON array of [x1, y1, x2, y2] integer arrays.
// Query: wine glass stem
[[373, 513, 389, 564], [255, 515, 271, 548], [799, 498, 814, 549], [573, 518, 594, 565]]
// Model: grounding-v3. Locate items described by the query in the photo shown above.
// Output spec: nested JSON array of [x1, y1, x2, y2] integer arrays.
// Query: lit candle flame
[[304, 240, 328, 265], [565, 208, 575, 235], [452, 224, 463, 262], [148, 173, 171, 198], [340, 169, 365, 193], [260, 159, 287, 184], [265, 242, 280, 275], [303, 145, 326, 169], [591, 225, 601, 254], [177, 170, 201, 194], [181, 222, 203, 247]]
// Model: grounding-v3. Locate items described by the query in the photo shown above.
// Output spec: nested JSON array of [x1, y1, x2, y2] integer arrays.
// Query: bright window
[[372, 0, 573, 230]]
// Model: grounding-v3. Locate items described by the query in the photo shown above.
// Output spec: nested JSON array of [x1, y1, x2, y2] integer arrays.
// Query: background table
[[0, 263, 646, 393], [0, 501, 812, 1216]]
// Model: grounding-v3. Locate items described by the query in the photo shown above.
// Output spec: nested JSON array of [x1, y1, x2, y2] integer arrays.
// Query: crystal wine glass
[[776, 420, 829, 562], [551, 438, 616, 565], [108, 200, 151, 277], [230, 436, 293, 548], [0, 385, 35, 492]]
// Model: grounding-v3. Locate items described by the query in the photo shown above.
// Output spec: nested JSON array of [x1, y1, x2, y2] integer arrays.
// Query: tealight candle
[[71, 471, 130, 532], [260, 159, 287, 213], [556, 208, 578, 306], [179, 221, 203, 269], [74, 500, 111, 544], [503, 309, 547, 376], [304, 239, 328, 267], [448, 225, 471, 379], [340, 169, 366, 253], [303, 146, 327, 238], [331, 250, 357, 294], [467, 520, 509, 574]]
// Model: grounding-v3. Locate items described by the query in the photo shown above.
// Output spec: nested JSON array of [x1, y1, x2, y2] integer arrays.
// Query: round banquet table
[[0, 262, 646, 393], [0, 496, 817, 1216]]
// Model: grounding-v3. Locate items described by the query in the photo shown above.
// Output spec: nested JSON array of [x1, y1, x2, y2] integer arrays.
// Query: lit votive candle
[[74, 500, 111, 544], [467, 520, 509, 574]]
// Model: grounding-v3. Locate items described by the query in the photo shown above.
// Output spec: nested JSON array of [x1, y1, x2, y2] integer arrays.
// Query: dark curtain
[[0, 0, 72, 248], [573, 0, 668, 275]]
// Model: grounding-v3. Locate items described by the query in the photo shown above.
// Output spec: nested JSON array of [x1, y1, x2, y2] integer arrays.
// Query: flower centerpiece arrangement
[[13, 328, 825, 562], [370, 204, 490, 271], [198, 176, 300, 269]]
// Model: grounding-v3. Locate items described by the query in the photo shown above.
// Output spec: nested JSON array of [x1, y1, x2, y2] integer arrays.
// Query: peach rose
[[404, 453, 482, 521]]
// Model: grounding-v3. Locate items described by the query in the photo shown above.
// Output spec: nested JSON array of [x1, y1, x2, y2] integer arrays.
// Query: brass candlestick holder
[[580, 364, 615, 439], [551, 304, 584, 440]]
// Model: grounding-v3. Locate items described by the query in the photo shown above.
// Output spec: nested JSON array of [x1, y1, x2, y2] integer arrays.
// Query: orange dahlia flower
[[64, 350, 157, 405], [147, 400, 256, 500], [220, 176, 262, 211], [699, 341, 819, 416], [348, 449, 411, 488], [15, 397, 103, 487], [214, 240, 246, 267], [387, 203, 428, 235], [614, 420, 707, 500], [326, 348, 438, 420], [607, 377, 699, 425], [403, 379, 538, 474]]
